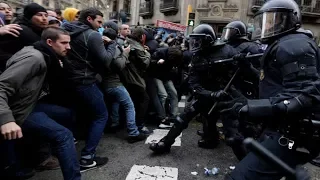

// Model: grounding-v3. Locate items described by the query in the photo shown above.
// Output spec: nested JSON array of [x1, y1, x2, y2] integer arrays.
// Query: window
[[123, 0, 131, 14], [42, 0, 49, 7]]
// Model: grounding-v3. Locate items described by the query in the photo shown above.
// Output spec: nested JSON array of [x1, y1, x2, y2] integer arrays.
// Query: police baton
[[243, 138, 296, 177], [207, 68, 240, 116], [213, 53, 264, 64]]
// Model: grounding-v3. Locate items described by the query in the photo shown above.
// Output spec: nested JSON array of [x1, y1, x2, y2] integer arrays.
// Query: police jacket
[[189, 44, 238, 94], [247, 32, 320, 119]]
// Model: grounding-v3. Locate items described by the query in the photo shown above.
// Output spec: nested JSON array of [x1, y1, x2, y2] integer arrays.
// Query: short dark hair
[[168, 47, 183, 65], [54, 9, 61, 15], [129, 27, 145, 42], [79, 8, 103, 22], [41, 27, 69, 41]]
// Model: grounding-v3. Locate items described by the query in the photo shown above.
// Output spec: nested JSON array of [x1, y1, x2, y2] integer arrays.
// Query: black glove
[[233, 53, 251, 69], [195, 89, 228, 101], [217, 97, 248, 118]]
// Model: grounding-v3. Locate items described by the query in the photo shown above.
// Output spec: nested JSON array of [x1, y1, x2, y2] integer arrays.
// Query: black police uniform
[[224, 0, 320, 178], [149, 24, 240, 153]]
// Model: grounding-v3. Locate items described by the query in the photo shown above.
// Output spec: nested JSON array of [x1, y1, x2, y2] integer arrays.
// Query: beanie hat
[[62, 8, 79, 22], [23, 3, 47, 20], [103, 21, 118, 33]]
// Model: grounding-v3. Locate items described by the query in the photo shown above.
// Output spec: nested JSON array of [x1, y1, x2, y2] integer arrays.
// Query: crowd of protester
[[0, 2, 190, 179]]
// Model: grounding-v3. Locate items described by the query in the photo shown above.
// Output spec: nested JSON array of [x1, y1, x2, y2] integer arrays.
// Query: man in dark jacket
[[0, 27, 81, 180], [148, 47, 183, 128], [122, 28, 152, 135], [101, 25, 148, 143], [62, 8, 116, 172], [0, 3, 48, 73]]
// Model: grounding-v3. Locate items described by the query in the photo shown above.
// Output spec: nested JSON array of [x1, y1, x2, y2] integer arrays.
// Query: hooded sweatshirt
[[62, 21, 116, 85]]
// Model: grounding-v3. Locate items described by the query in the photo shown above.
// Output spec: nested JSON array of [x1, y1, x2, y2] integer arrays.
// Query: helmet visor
[[221, 28, 238, 42], [189, 36, 203, 53], [252, 11, 288, 40]]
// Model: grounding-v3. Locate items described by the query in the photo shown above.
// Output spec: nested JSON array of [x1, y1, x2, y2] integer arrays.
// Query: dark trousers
[[126, 85, 149, 129], [22, 103, 81, 180], [74, 83, 108, 159], [227, 130, 317, 180], [146, 77, 166, 120]]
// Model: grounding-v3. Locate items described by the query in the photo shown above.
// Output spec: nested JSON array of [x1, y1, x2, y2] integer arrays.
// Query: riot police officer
[[149, 24, 239, 153], [219, 0, 320, 179], [221, 20, 262, 55]]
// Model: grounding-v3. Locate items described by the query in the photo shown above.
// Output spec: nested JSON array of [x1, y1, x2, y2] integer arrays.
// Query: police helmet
[[221, 21, 247, 42], [252, 0, 301, 43], [189, 24, 216, 53]]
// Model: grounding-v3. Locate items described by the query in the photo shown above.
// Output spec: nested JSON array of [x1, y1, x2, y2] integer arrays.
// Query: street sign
[[188, 20, 194, 27]]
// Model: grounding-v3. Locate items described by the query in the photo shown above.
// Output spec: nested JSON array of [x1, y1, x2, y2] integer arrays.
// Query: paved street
[[29, 97, 320, 180]]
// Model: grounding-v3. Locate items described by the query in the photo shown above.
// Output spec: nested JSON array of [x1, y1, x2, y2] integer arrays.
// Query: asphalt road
[[29, 95, 320, 180], [29, 120, 239, 180]]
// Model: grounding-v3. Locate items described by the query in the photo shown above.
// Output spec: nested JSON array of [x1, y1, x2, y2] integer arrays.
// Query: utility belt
[[270, 118, 320, 155]]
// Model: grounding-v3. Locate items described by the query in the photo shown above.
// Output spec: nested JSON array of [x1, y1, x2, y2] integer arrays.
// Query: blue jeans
[[105, 86, 139, 136], [154, 79, 178, 118], [75, 83, 108, 159], [21, 103, 81, 180]]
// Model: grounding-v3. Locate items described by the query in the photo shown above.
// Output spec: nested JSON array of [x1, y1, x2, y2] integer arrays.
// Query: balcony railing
[[251, 0, 320, 17], [160, 0, 179, 14], [139, 1, 153, 17]]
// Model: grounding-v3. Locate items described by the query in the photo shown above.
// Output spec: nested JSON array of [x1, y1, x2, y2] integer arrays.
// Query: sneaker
[[80, 156, 109, 173], [36, 156, 60, 171], [158, 118, 174, 129], [127, 133, 147, 143], [139, 126, 153, 136]]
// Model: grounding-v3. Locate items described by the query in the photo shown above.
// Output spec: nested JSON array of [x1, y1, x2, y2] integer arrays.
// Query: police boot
[[198, 118, 219, 149], [150, 116, 186, 154]]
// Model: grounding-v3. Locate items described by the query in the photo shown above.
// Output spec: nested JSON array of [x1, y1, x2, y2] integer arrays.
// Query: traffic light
[[188, 12, 195, 27], [188, 20, 194, 26]]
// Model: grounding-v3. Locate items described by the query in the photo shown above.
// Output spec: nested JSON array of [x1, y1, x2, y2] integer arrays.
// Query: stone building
[[126, 0, 320, 41]]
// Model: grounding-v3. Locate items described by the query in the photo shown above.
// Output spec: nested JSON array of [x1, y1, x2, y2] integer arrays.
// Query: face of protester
[[120, 24, 130, 37], [31, 12, 48, 29], [47, 34, 71, 57], [47, 10, 57, 18], [87, 15, 103, 31], [0, 3, 13, 21]]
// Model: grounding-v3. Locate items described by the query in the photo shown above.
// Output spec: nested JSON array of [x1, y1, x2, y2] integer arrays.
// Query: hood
[[62, 21, 91, 37], [143, 28, 155, 41], [18, 17, 43, 36]]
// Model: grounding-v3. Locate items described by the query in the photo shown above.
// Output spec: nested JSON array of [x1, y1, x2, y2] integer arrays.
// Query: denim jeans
[[74, 83, 108, 159], [126, 85, 149, 129], [154, 78, 178, 118], [21, 103, 81, 180], [105, 86, 139, 136], [146, 77, 166, 120]]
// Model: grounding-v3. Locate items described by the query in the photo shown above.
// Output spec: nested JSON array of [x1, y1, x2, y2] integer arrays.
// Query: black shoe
[[1, 166, 35, 180], [149, 140, 171, 154], [197, 130, 204, 137], [80, 156, 109, 173], [310, 156, 320, 167], [198, 139, 219, 149], [127, 133, 147, 143]]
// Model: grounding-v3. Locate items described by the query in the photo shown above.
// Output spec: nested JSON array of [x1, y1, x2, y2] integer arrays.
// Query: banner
[[156, 20, 187, 32]]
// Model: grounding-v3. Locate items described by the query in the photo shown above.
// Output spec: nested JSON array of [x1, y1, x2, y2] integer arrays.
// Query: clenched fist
[[1, 122, 23, 140]]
